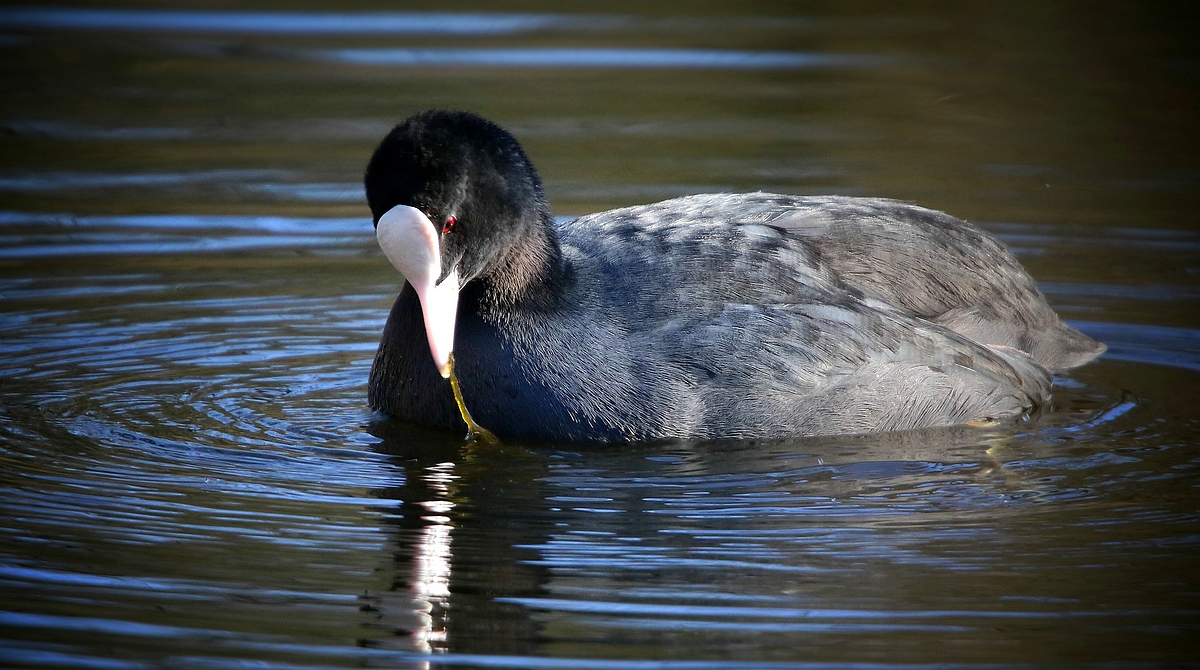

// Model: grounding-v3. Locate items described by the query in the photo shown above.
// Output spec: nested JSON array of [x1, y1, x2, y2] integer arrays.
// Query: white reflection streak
[[411, 461, 456, 654]]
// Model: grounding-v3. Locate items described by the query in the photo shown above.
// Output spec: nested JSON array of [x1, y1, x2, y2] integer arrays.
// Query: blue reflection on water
[[243, 182, 365, 202], [498, 596, 1113, 620], [0, 171, 365, 202], [0, 8, 593, 35], [0, 211, 373, 258], [320, 48, 882, 70], [1072, 321, 1200, 372], [0, 211, 369, 233], [0, 121, 193, 141], [0, 170, 286, 192], [0, 610, 237, 639]]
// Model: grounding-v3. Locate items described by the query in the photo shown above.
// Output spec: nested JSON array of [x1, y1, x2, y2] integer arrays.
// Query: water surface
[[1, 3, 1198, 668]]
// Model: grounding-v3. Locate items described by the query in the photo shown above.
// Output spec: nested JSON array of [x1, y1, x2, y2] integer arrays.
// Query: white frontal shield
[[376, 205, 459, 378]]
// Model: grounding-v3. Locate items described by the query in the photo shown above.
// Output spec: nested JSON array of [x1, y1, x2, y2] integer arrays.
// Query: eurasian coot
[[365, 110, 1104, 442]]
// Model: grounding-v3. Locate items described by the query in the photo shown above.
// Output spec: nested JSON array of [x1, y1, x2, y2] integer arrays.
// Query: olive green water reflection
[[1, 2, 1198, 668]]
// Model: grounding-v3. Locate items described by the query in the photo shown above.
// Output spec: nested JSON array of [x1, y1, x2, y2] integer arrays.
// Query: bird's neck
[[473, 213, 569, 312]]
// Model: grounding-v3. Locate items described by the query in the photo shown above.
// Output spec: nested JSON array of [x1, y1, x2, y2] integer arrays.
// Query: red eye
[[442, 215, 457, 234]]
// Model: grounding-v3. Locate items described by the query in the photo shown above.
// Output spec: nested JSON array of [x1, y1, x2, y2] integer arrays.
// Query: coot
[[365, 110, 1104, 442]]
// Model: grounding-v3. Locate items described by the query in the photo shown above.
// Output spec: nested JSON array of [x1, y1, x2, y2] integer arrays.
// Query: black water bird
[[364, 110, 1104, 442]]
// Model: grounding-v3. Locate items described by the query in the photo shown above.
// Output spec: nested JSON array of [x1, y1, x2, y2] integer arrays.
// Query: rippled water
[[1, 4, 1198, 668]]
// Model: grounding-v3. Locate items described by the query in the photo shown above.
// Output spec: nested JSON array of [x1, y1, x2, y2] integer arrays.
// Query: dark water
[[2, 4, 1199, 668]]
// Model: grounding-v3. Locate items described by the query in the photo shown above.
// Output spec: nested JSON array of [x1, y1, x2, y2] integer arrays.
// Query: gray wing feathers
[[768, 195, 1106, 372], [570, 193, 1103, 372], [558, 193, 1071, 437]]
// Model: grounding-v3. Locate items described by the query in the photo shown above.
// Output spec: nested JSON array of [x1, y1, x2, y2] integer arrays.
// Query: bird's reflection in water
[[411, 460, 456, 652], [356, 424, 465, 654], [362, 419, 550, 656], [354, 381, 1123, 657]]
